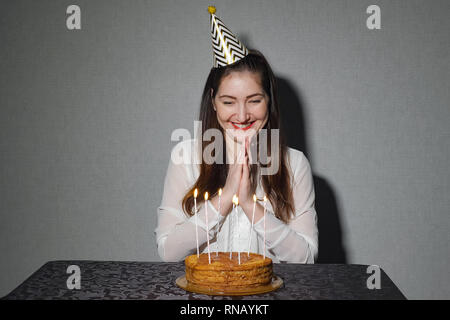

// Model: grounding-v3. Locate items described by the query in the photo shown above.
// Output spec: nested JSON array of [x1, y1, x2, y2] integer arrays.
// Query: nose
[[236, 103, 250, 123]]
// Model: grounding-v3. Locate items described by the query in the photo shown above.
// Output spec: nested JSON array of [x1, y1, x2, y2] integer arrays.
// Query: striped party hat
[[208, 6, 249, 68]]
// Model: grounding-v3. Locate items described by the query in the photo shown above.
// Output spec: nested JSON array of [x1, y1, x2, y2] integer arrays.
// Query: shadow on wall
[[277, 76, 348, 264]]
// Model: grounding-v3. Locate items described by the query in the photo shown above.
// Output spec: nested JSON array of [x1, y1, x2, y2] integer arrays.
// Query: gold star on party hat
[[208, 6, 249, 68]]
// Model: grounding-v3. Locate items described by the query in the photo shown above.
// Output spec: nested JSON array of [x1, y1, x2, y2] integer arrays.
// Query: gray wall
[[1, 0, 449, 299]]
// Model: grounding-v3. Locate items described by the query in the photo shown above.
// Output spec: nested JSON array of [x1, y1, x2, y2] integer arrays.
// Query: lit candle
[[229, 196, 235, 260], [204, 192, 211, 264], [263, 195, 267, 260], [247, 194, 257, 256], [194, 188, 199, 257], [233, 195, 240, 265], [216, 188, 222, 257]]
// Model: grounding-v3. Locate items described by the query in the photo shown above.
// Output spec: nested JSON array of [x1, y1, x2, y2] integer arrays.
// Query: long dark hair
[[182, 49, 295, 223]]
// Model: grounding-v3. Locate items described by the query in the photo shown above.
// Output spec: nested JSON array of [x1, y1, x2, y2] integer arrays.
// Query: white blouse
[[155, 139, 318, 263]]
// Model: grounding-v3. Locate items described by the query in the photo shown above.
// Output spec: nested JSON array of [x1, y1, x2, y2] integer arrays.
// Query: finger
[[233, 145, 241, 165], [237, 142, 246, 165], [245, 137, 249, 154], [236, 152, 244, 177], [245, 137, 252, 164], [247, 139, 253, 168], [239, 155, 250, 200], [243, 154, 249, 177]]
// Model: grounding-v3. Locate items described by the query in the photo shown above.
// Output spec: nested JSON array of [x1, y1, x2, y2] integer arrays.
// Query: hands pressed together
[[209, 135, 265, 223]]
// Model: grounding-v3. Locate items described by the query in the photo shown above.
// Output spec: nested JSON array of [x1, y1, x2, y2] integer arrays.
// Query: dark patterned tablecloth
[[2, 261, 406, 300]]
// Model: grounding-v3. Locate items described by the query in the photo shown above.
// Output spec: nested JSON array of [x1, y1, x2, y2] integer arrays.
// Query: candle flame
[[232, 194, 239, 205], [263, 195, 267, 202], [253, 194, 257, 202], [204, 192, 209, 201], [218, 188, 222, 196], [194, 188, 198, 198]]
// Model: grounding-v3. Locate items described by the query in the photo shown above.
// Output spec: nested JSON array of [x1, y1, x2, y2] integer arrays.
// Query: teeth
[[233, 122, 253, 128]]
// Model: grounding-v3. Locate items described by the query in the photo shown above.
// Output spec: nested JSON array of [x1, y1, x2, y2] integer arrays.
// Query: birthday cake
[[185, 252, 273, 291]]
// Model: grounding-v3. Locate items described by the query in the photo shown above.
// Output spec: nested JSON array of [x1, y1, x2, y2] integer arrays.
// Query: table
[[2, 261, 406, 300]]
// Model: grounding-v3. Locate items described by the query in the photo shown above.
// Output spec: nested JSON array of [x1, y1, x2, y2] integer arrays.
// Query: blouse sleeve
[[155, 143, 225, 262], [253, 150, 319, 263]]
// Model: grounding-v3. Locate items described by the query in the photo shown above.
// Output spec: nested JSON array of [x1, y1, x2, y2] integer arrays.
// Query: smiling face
[[212, 70, 269, 143]]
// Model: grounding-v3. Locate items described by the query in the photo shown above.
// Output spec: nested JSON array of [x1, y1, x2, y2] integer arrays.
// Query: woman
[[155, 7, 317, 263], [156, 49, 318, 263]]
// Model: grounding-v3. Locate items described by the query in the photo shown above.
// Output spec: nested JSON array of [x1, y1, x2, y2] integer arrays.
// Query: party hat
[[208, 6, 249, 68]]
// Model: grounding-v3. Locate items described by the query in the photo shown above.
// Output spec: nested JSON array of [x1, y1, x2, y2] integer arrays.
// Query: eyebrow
[[218, 93, 264, 99]]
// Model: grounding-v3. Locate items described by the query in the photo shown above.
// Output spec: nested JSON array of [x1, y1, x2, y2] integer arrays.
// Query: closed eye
[[250, 100, 261, 103]]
